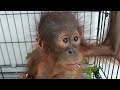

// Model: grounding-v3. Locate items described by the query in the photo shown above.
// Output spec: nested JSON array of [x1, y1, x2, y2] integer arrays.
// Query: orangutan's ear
[[38, 38, 44, 49]]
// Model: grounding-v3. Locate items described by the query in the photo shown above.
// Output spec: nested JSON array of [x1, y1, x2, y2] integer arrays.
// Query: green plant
[[82, 65, 102, 79]]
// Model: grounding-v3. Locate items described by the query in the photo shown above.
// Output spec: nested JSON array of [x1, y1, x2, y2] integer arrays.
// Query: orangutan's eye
[[74, 36, 78, 41], [63, 38, 68, 43]]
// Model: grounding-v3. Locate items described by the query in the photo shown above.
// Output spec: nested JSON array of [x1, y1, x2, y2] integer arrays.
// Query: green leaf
[[82, 65, 103, 79]]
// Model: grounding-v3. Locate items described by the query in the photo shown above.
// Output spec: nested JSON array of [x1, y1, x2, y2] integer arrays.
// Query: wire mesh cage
[[0, 11, 120, 79]]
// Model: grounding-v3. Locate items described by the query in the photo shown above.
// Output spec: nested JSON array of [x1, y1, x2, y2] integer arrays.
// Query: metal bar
[[95, 57, 98, 65], [89, 11, 92, 44], [27, 11, 33, 50], [5, 11, 17, 65], [101, 57, 104, 70], [93, 56, 97, 79], [0, 41, 36, 44], [101, 11, 107, 42], [104, 58, 107, 74], [34, 11, 38, 37], [76, 11, 78, 33], [106, 57, 112, 79], [0, 18, 12, 65], [0, 72, 24, 74], [0, 44, 6, 65], [100, 66, 107, 78], [0, 11, 97, 16], [12, 11, 23, 64], [83, 11, 85, 39], [20, 11, 28, 53], [0, 12, 42, 16], [98, 57, 101, 69], [0, 77, 18, 78], [93, 57, 96, 65], [99, 11, 104, 44], [97, 57, 100, 66], [111, 58, 116, 79], [96, 11, 101, 45], [0, 67, 4, 79], [0, 64, 26, 68], [116, 61, 120, 79]]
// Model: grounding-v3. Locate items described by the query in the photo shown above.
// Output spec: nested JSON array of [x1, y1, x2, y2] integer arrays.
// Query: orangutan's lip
[[66, 61, 81, 67], [66, 61, 80, 65]]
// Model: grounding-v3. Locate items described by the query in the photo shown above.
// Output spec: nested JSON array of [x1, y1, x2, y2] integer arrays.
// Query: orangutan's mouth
[[66, 61, 81, 68]]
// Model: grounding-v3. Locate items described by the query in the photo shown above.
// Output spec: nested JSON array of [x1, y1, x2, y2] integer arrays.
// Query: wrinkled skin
[[23, 11, 120, 79]]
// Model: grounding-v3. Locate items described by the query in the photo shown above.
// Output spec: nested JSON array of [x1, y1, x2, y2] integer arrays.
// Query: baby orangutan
[[21, 11, 120, 79]]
